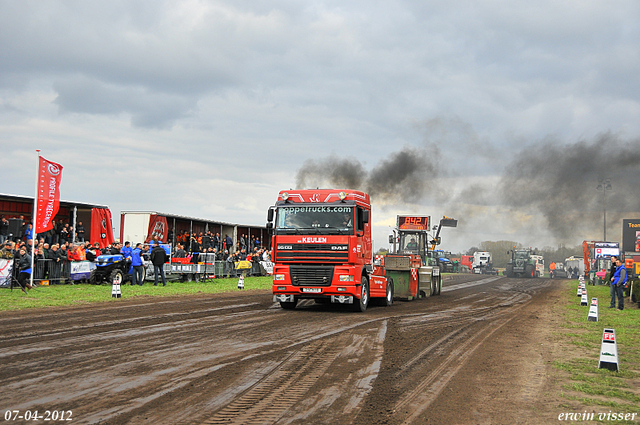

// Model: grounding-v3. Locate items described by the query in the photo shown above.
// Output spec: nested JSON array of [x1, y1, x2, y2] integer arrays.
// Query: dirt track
[[0, 275, 564, 424]]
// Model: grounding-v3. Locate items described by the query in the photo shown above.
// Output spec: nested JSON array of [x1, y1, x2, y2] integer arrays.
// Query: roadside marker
[[598, 328, 619, 372], [581, 290, 588, 306], [111, 282, 121, 298], [587, 298, 598, 321], [577, 284, 582, 297], [238, 274, 245, 290]]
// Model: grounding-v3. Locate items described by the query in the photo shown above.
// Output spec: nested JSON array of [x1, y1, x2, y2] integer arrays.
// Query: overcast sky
[[2, 0, 640, 253]]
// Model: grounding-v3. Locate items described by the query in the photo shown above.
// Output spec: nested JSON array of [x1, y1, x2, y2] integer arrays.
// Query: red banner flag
[[90, 208, 115, 249], [36, 157, 63, 233], [145, 214, 168, 243]]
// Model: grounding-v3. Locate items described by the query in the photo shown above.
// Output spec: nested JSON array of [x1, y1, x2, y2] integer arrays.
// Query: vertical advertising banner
[[35, 157, 63, 233], [622, 219, 640, 252], [90, 208, 115, 249], [145, 215, 168, 243]]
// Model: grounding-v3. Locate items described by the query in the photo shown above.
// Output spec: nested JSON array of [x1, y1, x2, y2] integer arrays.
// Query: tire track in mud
[[202, 341, 340, 425], [0, 276, 552, 425], [358, 277, 552, 425]]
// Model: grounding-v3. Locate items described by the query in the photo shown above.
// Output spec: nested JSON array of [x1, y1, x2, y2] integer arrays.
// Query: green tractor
[[505, 248, 537, 278]]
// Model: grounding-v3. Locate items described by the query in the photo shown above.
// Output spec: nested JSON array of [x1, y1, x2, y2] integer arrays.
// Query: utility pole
[[596, 179, 612, 241]]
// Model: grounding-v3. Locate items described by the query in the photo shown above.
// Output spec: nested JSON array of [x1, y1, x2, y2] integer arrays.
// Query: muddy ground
[[0, 275, 568, 424]]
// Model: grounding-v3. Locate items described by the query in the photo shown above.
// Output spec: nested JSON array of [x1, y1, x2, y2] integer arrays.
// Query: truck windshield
[[514, 251, 529, 259], [275, 205, 355, 235]]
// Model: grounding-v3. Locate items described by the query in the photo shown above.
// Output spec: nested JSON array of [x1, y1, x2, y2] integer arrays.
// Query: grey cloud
[[53, 76, 197, 129]]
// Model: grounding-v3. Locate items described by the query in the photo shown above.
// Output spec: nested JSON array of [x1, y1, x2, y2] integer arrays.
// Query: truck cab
[[269, 189, 388, 312]]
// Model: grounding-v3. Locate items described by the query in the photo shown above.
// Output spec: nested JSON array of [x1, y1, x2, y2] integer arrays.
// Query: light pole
[[596, 179, 612, 241]]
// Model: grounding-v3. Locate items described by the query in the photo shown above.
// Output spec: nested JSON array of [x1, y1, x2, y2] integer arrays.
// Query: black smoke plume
[[295, 145, 441, 204], [294, 128, 640, 247], [499, 133, 640, 241]]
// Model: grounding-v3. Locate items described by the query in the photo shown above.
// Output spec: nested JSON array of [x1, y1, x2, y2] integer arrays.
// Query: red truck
[[268, 189, 444, 312]]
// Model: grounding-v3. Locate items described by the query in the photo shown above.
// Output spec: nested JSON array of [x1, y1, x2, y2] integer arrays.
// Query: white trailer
[[121, 212, 153, 245], [565, 256, 585, 278], [472, 251, 492, 274]]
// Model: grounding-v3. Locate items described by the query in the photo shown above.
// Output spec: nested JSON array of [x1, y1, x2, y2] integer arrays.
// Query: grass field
[[554, 280, 640, 422], [0, 276, 273, 311]]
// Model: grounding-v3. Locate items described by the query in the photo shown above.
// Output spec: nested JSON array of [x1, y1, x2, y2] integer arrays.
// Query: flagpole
[[30, 150, 41, 287]]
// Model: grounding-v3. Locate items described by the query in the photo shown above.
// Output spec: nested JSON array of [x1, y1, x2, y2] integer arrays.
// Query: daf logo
[[331, 245, 347, 251], [277, 245, 293, 250]]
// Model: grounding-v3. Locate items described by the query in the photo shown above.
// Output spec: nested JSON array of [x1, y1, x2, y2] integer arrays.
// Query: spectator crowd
[[1, 215, 271, 287]]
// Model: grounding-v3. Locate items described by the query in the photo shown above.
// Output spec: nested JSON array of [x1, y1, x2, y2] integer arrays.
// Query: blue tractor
[[89, 254, 144, 285]]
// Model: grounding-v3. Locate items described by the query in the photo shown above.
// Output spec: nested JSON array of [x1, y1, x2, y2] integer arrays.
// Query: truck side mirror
[[267, 208, 274, 222], [388, 235, 394, 244], [363, 210, 369, 224], [266, 222, 273, 230]]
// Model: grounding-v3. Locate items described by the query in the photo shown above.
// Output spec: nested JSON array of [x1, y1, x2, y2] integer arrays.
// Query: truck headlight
[[273, 274, 285, 281], [339, 275, 354, 282]]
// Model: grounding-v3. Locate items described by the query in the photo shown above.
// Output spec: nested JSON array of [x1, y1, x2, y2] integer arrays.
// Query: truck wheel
[[384, 279, 394, 306], [353, 277, 370, 312], [110, 269, 124, 285], [435, 276, 442, 295], [280, 299, 297, 310]]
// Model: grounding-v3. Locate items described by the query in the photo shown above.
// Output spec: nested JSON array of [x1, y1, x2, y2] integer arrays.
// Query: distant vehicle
[[505, 248, 538, 278], [564, 256, 584, 278], [531, 255, 545, 277], [472, 251, 497, 274]]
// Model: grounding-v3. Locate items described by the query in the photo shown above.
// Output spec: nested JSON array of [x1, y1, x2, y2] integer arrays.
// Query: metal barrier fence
[[33, 259, 72, 284]]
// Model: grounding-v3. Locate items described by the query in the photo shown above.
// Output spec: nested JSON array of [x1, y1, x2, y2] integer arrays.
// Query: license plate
[[302, 288, 322, 293], [433, 268, 440, 276]]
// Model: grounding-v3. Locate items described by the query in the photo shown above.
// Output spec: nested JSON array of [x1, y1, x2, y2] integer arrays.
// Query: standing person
[[76, 222, 85, 242], [225, 234, 233, 252], [202, 232, 211, 251], [150, 244, 167, 286], [131, 243, 145, 286], [608, 256, 618, 308], [16, 246, 33, 292], [24, 223, 34, 243], [611, 257, 627, 311], [0, 216, 8, 244], [174, 244, 186, 258], [190, 236, 201, 254], [121, 241, 132, 260], [49, 244, 61, 283], [59, 224, 69, 245]]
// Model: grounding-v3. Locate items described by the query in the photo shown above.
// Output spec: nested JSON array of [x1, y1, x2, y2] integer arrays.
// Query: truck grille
[[276, 244, 349, 264], [290, 265, 334, 286]]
